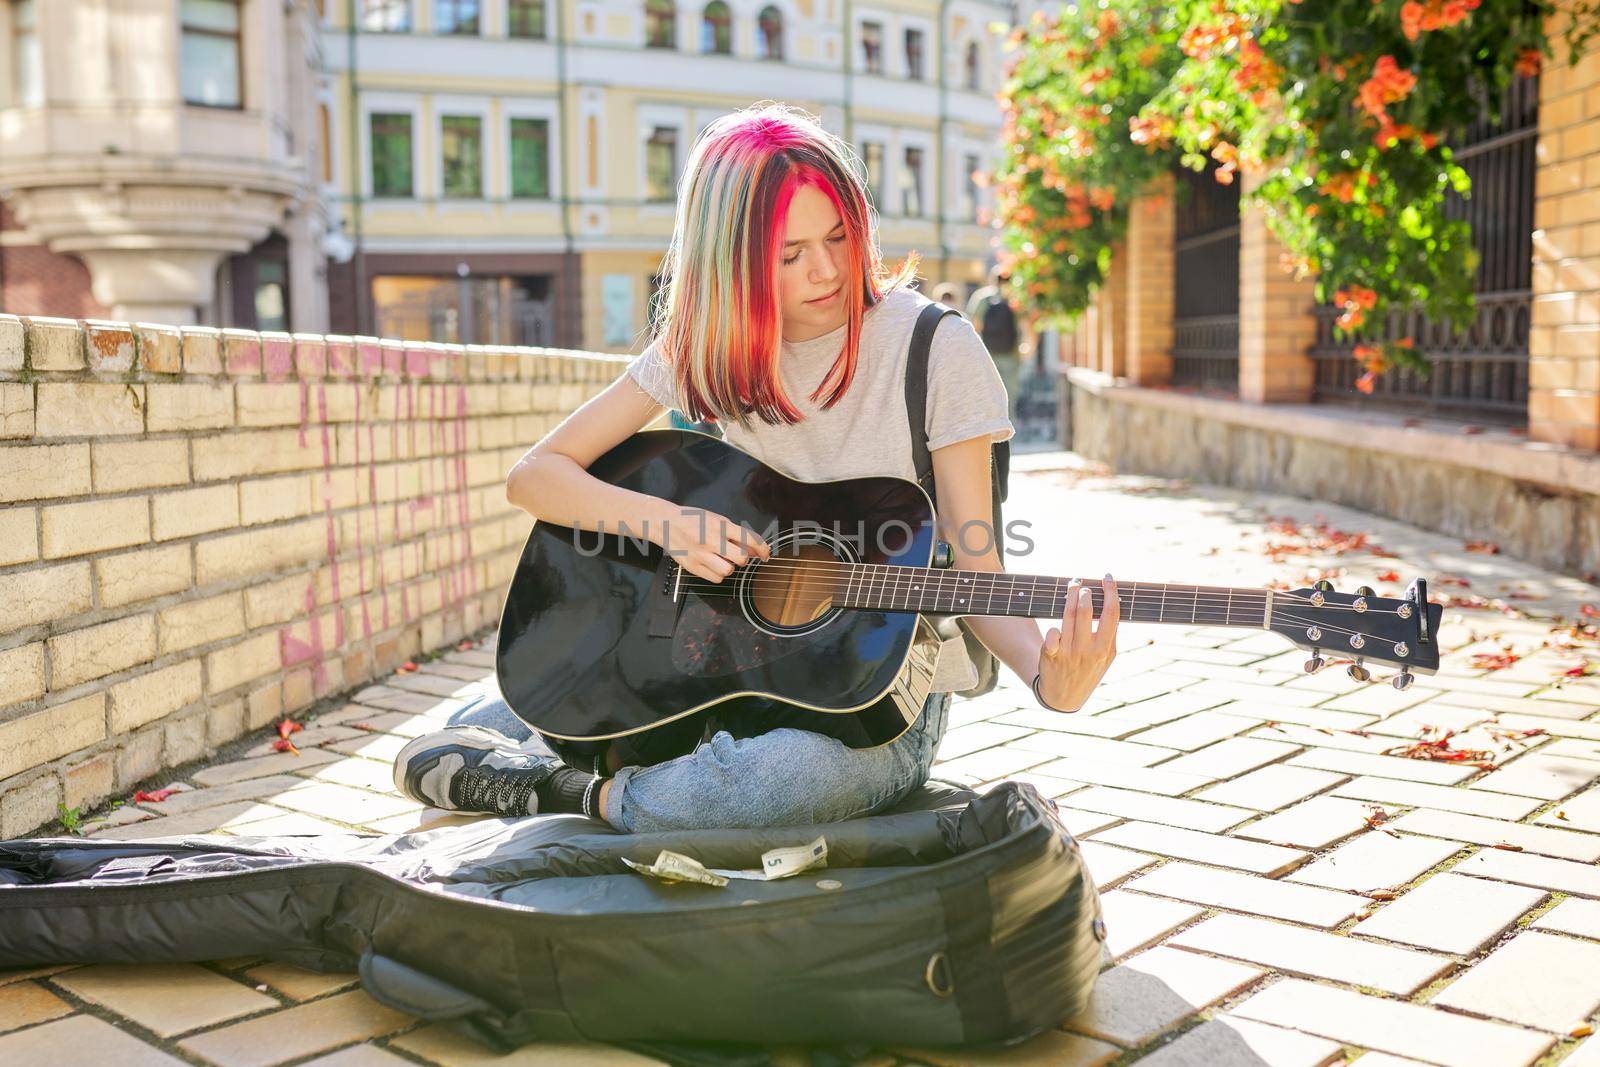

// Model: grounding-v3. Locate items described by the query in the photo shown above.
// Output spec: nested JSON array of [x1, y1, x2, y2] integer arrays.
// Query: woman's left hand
[[1036, 574, 1120, 713]]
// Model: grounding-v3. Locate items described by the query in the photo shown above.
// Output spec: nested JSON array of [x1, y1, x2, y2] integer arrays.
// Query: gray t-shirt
[[626, 285, 1014, 483], [625, 284, 1015, 692]]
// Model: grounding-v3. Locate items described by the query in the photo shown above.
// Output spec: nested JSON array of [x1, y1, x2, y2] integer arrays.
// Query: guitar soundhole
[[739, 529, 855, 636]]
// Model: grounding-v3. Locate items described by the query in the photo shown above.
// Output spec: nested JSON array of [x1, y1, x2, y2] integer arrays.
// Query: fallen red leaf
[[1376, 570, 1400, 583], [1572, 1025, 1594, 1038], [1556, 810, 1570, 821], [398, 660, 418, 673], [272, 738, 301, 756], [1492, 842, 1524, 851], [1471, 649, 1520, 671], [1582, 605, 1600, 619], [277, 719, 303, 740], [458, 639, 475, 651], [1464, 541, 1500, 554], [134, 788, 177, 803], [1364, 889, 1399, 900]]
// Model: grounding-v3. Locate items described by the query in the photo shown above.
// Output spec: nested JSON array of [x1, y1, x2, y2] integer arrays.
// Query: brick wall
[[0, 313, 622, 836], [1530, 29, 1600, 451], [0, 204, 109, 320]]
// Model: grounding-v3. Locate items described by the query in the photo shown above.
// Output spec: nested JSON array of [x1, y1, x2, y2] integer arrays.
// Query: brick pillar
[[1125, 176, 1175, 387], [1238, 171, 1318, 403], [1099, 241, 1129, 378], [1530, 31, 1600, 451]]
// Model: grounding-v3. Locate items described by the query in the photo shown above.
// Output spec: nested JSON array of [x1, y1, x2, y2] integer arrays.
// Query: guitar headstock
[[1267, 578, 1442, 689]]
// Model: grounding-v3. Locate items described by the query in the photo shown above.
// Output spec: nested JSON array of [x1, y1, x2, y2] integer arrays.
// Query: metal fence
[[1310, 76, 1538, 424], [1171, 163, 1242, 393]]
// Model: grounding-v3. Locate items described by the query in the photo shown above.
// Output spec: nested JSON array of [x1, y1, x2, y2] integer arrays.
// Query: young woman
[[393, 103, 1119, 832]]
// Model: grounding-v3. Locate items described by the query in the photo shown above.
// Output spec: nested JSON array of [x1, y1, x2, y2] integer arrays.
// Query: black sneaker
[[392, 725, 561, 816]]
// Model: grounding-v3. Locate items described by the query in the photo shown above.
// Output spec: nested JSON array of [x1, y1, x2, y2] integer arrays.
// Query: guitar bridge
[[648, 553, 683, 638]]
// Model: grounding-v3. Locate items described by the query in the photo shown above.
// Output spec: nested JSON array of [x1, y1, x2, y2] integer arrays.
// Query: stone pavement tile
[[1371, 702, 1496, 738], [230, 811, 367, 836], [0, 980, 72, 1034], [1431, 930, 1600, 1033], [1569, 1038, 1600, 1067], [1158, 737, 1301, 779], [384, 672, 480, 698], [1194, 766, 1347, 812], [1031, 757, 1215, 796], [1004, 732, 1178, 765], [241, 961, 358, 1001], [1063, 945, 1264, 1047], [267, 781, 420, 824], [1346, 1056, 1433, 1067], [394, 1023, 673, 1065], [1091, 691, 1230, 728], [1495, 712, 1600, 742], [1288, 748, 1478, 785], [415, 661, 489, 682], [1232, 796, 1377, 849], [1287, 829, 1462, 892], [139, 775, 306, 817], [1122, 862, 1367, 928], [300, 1046, 416, 1067], [52, 962, 278, 1037], [297, 755, 404, 794], [1182, 678, 1341, 710], [1455, 848, 1600, 898], [178, 989, 414, 1067], [1431, 691, 1599, 719], [1157, 661, 1299, 686], [992, 708, 1145, 738], [339, 711, 452, 739], [1090, 821, 1310, 876], [444, 648, 494, 668], [364, 808, 484, 835], [1227, 702, 1388, 733], [1122, 711, 1265, 752], [1350, 872, 1546, 954], [0, 964, 75, 987], [324, 732, 412, 763], [1079, 841, 1157, 888], [1001, 770, 1085, 800], [935, 721, 1034, 759], [1392, 808, 1600, 861], [1331, 775, 1541, 819], [896, 1029, 1119, 1067], [934, 745, 1053, 785], [349, 686, 462, 714], [78, 806, 158, 834], [1539, 785, 1600, 831], [1133, 1016, 1343, 1067], [0, 1013, 185, 1066], [1320, 682, 1441, 717], [1170, 913, 1452, 995], [1231, 977, 1554, 1067], [1532, 898, 1600, 940], [1468, 750, 1600, 800], [191, 748, 342, 787], [87, 801, 287, 840], [1061, 787, 1254, 832], [1097, 890, 1204, 960], [1253, 722, 1397, 753]]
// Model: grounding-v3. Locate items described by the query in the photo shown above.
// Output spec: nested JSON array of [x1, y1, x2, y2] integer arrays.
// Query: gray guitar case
[[0, 780, 1103, 1055]]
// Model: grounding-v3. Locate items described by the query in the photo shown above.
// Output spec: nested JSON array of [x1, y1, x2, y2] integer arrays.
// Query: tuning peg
[[1355, 585, 1375, 598], [1303, 653, 1326, 675], [1392, 669, 1414, 691], [1347, 658, 1371, 682], [1313, 579, 1335, 593]]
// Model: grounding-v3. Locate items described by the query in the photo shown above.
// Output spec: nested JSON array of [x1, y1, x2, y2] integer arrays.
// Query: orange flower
[[1355, 370, 1378, 394], [1516, 48, 1541, 78], [1401, 0, 1481, 41], [1097, 10, 1120, 37], [1088, 187, 1116, 211], [1130, 114, 1175, 149], [1358, 56, 1417, 122], [1334, 286, 1378, 331]]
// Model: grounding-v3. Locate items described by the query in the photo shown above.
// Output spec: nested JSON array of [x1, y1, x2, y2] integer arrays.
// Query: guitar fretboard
[[831, 567, 1272, 629]]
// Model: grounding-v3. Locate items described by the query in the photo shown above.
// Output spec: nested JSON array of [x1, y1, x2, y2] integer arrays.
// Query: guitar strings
[[670, 560, 1409, 616]]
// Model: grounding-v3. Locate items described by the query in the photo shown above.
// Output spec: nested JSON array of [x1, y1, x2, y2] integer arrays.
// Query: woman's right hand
[[654, 504, 771, 583]]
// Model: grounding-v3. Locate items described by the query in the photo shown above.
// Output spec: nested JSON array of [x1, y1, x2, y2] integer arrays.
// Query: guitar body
[[496, 430, 943, 761]]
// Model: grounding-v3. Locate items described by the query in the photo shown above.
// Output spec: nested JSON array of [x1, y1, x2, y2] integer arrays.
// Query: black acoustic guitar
[[495, 430, 1443, 760]]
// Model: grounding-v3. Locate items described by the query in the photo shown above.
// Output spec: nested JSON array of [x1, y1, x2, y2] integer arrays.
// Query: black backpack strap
[[906, 301, 960, 492]]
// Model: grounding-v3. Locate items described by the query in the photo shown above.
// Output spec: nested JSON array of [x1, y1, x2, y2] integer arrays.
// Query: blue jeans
[[445, 687, 952, 835]]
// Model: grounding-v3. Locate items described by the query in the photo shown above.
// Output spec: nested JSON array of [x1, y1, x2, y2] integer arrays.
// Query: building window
[[964, 40, 980, 91], [901, 145, 924, 217], [508, 0, 545, 37], [10, 0, 42, 107], [645, 0, 675, 48], [360, 0, 410, 31], [860, 20, 882, 74], [905, 27, 924, 80], [370, 112, 414, 197], [700, 0, 730, 53], [441, 115, 483, 198], [435, 0, 479, 33], [180, 0, 242, 108], [962, 152, 980, 221], [863, 141, 884, 210], [645, 126, 678, 202], [511, 117, 551, 199], [756, 5, 783, 60]]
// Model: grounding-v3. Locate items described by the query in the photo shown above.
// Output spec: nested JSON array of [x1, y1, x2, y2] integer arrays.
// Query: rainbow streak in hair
[[652, 102, 919, 429]]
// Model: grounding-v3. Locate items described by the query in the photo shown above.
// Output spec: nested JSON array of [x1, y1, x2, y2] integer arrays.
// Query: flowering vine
[[994, 0, 1600, 389]]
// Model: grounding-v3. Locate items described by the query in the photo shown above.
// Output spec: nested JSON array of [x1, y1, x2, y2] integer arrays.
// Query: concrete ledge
[[1065, 367, 1600, 581]]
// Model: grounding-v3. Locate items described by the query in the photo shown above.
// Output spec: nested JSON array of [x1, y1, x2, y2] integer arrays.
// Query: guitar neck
[[838, 567, 1275, 629]]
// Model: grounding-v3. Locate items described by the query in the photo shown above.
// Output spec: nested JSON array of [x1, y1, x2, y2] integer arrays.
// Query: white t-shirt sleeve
[[624, 339, 679, 410], [924, 313, 1017, 452]]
